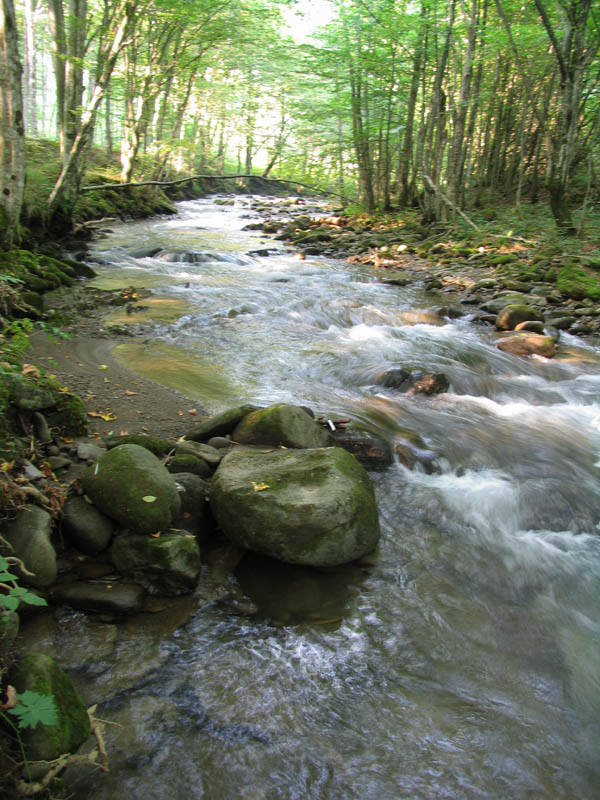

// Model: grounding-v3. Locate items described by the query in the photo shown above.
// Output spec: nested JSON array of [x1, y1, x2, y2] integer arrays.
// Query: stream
[[61, 196, 600, 798]]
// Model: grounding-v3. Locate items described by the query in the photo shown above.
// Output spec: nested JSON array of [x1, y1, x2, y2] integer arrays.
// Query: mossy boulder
[[232, 403, 335, 449], [556, 267, 600, 301], [167, 453, 212, 477], [82, 444, 181, 534], [210, 447, 380, 566], [9, 654, 90, 761], [110, 531, 202, 595]]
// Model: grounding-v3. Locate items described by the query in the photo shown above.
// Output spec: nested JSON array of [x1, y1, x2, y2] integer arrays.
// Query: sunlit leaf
[[252, 481, 270, 492], [142, 495, 157, 503]]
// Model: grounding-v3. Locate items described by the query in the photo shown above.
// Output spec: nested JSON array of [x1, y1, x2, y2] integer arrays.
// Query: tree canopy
[[0, 0, 598, 238]]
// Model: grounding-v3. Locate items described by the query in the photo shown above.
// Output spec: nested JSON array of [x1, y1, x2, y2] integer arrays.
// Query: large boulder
[[232, 403, 335, 449], [82, 444, 181, 534], [2, 505, 57, 588], [9, 654, 90, 761], [210, 447, 380, 566], [110, 532, 202, 595]]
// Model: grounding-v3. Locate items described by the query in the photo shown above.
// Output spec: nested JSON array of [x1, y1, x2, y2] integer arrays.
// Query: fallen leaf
[[98, 364, 108, 370], [188, 409, 197, 415], [58, 386, 70, 393], [61, 437, 73, 443], [124, 390, 137, 396], [1, 460, 15, 473], [177, 411, 184, 417], [21, 363, 40, 379], [142, 495, 157, 503], [149, 532, 161, 538], [119, 429, 129, 435], [252, 481, 270, 492], [88, 411, 117, 421]]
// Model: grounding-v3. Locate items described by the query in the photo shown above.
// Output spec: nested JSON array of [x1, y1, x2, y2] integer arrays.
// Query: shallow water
[[64, 196, 600, 799]]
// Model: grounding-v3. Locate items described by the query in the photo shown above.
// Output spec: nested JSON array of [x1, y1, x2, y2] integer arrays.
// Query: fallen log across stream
[[81, 173, 354, 205]]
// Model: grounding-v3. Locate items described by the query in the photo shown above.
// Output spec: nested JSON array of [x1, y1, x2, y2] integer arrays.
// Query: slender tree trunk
[[0, 0, 25, 247], [22, 0, 38, 136], [48, 0, 137, 219]]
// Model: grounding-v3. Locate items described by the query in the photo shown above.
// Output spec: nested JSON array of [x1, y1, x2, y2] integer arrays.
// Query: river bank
[[3, 194, 600, 800]]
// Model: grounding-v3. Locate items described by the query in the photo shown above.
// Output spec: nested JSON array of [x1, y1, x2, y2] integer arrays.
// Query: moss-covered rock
[[210, 446, 380, 566], [167, 453, 212, 477], [104, 433, 173, 456], [110, 531, 201, 595], [9, 654, 90, 761], [82, 444, 181, 534], [232, 403, 335, 449], [556, 267, 600, 301], [46, 392, 87, 435], [187, 404, 260, 442]]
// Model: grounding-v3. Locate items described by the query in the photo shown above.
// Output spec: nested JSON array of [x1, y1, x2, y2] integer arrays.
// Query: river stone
[[175, 440, 222, 466], [410, 372, 449, 395], [210, 447, 380, 566], [2, 505, 57, 588], [52, 580, 146, 614], [110, 532, 202, 595], [376, 367, 411, 389], [232, 403, 335, 449], [497, 333, 557, 358], [167, 453, 212, 478], [103, 433, 173, 456], [331, 429, 393, 470], [82, 444, 181, 534], [495, 304, 544, 331], [9, 654, 90, 761], [62, 495, 115, 555], [76, 442, 106, 462], [172, 473, 211, 538], [514, 320, 546, 334], [481, 293, 529, 314], [187, 404, 260, 442]]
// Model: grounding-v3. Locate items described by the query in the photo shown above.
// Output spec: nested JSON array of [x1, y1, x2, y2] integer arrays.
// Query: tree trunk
[[0, 0, 25, 247], [48, 0, 137, 220]]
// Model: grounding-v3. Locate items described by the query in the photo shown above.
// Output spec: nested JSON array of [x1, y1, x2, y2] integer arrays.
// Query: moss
[[46, 392, 87, 435], [556, 266, 600, 301], [9, 654, 90, 761], [489, 254, 516, 266], [104, 433, 173, 455]]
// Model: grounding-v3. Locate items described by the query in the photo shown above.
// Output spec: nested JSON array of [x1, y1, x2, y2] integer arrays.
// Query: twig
[[423, 175, 480, 231]]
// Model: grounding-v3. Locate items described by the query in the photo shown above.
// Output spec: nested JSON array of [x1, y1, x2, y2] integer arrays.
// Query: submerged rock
[[210, 446, 380, 566], [82, 444, 181, 534]]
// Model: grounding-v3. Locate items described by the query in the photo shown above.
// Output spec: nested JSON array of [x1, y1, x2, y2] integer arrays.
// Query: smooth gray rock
[[76, 442, 106, 462], [210, 447, 380, 566], [2, 505, 57, 587], [62, 495, 115, 555], [52, 580, 145, 614]]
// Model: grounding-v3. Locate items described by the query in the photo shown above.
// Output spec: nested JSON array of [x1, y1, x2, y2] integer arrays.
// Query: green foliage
[[6, 690, 58, 730], [0, 557, 49, 613]]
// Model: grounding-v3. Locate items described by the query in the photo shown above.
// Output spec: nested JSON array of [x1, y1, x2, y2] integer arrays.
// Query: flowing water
[[63, 197, 600, 798]]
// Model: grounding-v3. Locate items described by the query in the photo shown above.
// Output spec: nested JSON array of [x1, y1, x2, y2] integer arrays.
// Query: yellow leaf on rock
[[252, 481, 270, 492], [99, 365, 108, 370], [21, 363, 41, 379]]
